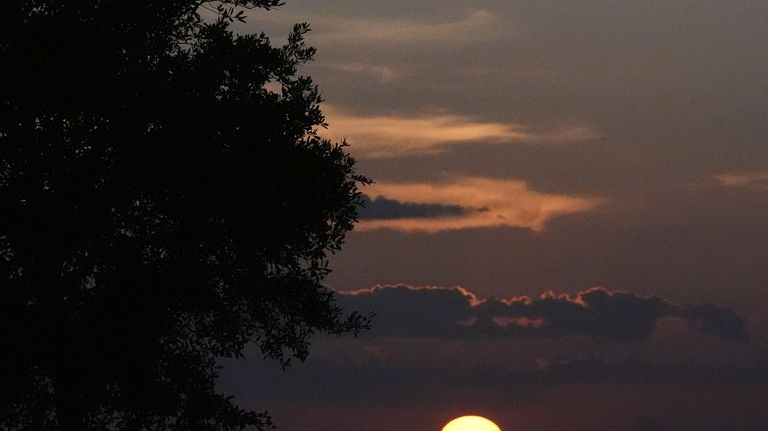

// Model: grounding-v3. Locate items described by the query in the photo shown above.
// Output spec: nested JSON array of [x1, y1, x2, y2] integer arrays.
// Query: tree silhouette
[[0, 1, 368, 429]]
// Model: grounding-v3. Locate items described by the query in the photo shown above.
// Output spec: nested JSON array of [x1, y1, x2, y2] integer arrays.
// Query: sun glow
[[441, 416, 503, 431]]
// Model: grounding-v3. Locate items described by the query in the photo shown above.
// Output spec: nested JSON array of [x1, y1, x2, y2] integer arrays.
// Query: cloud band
[[338, 285, 746, 342]]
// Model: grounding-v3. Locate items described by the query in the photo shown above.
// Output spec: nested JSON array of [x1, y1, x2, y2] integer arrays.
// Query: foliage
[[0, 1, 369, 429]]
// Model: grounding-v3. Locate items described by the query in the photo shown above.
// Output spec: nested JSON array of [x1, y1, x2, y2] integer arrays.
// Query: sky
[[220, 1, 768, 430]]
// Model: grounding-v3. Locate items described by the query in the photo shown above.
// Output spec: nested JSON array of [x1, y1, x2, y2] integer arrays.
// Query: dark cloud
[[219, 346, 768, 430], [358, 194, 483, 220], [221, 350, 768, 409], [530, 355, 766, 385], [687, 303, 748, 342], [338, 285, 746, 342], [338, 285, 479, 337]]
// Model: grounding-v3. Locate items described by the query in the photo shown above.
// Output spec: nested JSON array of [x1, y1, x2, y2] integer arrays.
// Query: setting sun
[[441, 416, 502, 431]]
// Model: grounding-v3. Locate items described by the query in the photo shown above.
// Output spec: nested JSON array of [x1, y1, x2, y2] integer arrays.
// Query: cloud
[[715, 170, 768, 190], [356, 177, 600, 232], [686, 303, 747, 342], [311, 10, 510, 45], [523, 355, 767, 386], [329, 183, 768, 319], [235, 8, 513, 48], [322, 106, 531, 158], [337, 285, 747, 342], [221, 350, 768, 430], [321, 105, 599, 158], [318, 62, 401, 83], [223, 349, 767, 409], [358, 194, 482, 220]]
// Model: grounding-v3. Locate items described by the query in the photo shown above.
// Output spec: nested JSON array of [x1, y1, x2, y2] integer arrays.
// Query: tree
[[0, 1, 369, 429]]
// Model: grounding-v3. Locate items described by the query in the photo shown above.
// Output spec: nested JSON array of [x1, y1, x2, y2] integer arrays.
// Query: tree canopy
[[0, 1, 368, 429]]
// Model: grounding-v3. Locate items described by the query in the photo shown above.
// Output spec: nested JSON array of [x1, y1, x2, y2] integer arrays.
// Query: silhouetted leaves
[[0, 1, 369, 429]]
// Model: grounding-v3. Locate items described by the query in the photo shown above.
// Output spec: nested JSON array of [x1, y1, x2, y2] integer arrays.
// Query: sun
[[441, 415, 502, 431]]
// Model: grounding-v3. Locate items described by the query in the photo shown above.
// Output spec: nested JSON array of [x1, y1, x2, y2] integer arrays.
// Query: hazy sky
[[221, 1, 768, 429]]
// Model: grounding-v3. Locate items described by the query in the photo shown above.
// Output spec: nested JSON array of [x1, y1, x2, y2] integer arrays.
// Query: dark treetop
[[0, 1, 369, 429]]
